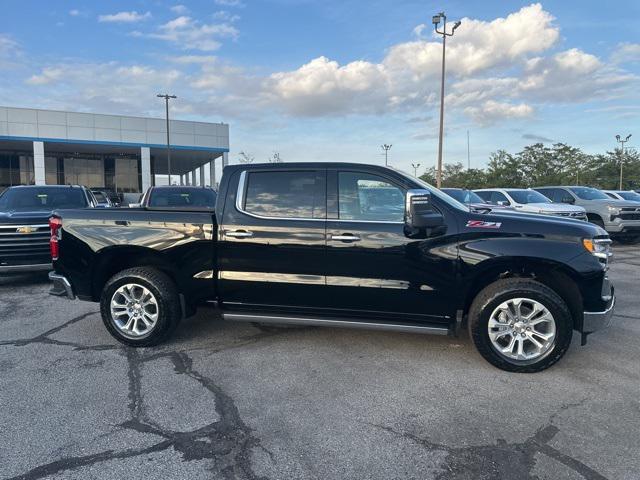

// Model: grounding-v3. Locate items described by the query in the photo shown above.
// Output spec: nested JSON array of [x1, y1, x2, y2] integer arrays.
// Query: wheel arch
[[91, 246, 179, 302], [462, 257, 583, 330]]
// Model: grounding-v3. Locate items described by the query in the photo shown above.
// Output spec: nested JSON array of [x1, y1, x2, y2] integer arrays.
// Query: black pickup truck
[[48, 163, 615, 372]]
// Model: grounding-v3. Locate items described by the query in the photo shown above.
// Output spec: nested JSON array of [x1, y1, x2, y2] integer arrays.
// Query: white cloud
[[170, 5, 189, 15], [69, 9, 81, 16], [170, 55, 217, 64], [464, 101, 534, 125], [611, 43, 640, 64], [214, 0, 244, 7], [26, 67, 64, 85], [98, 11, 152, 23], [144, 16, 239, 51]]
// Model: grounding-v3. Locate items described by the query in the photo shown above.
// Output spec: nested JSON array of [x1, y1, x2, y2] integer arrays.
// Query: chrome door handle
[[225, 230, 254, 238], [330, 234, 360, 242]]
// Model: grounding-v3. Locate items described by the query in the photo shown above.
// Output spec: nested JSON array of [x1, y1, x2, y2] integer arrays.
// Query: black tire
[[468, 278, 573, 373], [587, 215, 605, 229], [100, 267, 181, 347]]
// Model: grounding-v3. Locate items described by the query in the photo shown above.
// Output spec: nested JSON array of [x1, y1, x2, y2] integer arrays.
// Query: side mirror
[[497, 200, 510, 206], [405, 189, 444, 237]]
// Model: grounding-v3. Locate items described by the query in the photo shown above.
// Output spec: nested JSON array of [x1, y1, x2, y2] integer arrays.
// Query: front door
[[324, 169, 455, 322], [217, 167, 327, 312]]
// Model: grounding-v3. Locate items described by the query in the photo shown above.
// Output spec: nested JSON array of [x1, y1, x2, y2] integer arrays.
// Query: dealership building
[[0, 106, 229, 194]]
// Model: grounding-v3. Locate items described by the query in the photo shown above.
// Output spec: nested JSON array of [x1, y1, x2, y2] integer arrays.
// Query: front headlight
[[607, 205, 621, 215], [583, 238, 612, 262]]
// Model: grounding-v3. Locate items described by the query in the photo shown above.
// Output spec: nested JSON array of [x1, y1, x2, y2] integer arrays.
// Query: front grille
[[0, 224, 51, 265], [555, 212, 587, 220], [619, 213, 640, 220]]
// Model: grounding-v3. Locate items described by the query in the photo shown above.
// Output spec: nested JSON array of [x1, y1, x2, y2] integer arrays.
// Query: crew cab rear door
[[217, 167, 327, 311]]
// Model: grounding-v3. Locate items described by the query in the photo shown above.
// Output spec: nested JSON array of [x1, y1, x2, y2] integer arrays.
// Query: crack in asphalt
[[367, 399, 607, 480], [5, 344, 271, 480], [0, 311, 119, 352]]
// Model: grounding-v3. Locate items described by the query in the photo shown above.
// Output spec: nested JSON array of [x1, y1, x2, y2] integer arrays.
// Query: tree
[[238, 151, 254, 163]]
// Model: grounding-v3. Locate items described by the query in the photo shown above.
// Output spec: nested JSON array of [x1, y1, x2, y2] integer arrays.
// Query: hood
[[468, 203, 513, 211], [0, 210, 53, 225], [523, 203, 586, 213], [478, 209, 606, 238], [581, 198, 633, 208]]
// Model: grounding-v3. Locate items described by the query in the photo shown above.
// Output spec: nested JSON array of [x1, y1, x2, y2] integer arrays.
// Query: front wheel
[[468, 278, 573, 373], [100, 267, 181, 347]]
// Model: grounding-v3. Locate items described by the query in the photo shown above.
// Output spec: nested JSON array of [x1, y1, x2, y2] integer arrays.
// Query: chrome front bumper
[[583, 294, 615, 333], [48, 271, 76, 300]]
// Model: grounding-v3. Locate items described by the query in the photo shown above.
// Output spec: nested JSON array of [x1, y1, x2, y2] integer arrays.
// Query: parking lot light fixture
[[381, 144, 392, 166], [157, 93, 177, 185], [616, 134, 632, 190], [412, 163, 421, 177], [433, 11, 461, 188]]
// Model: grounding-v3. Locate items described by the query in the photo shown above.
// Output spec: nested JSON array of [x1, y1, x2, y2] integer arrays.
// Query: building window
[[0, 151, 34, 191]]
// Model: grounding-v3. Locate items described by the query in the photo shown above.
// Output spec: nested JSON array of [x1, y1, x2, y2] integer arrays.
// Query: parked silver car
[[535, 186, 640, 240], [603, 190, 640, 202], [473, 188, 587, 220]]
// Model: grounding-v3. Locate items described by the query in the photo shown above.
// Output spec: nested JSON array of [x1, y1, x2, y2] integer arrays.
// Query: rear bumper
[[48, 271, 76, 300], [0, 263, 52, 274]]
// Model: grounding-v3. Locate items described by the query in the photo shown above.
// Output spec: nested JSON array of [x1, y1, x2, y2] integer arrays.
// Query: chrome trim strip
[[0, 224, 50, 229], [220, 271, 324, 285], [223, 313, 450, 335], [193, 270, 215, 279], [326, 276, 410, 290]]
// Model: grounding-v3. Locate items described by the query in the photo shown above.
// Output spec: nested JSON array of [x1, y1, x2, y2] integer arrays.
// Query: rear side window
[[148, 188, 217, 209], [338, 172, 404, 222], [242, 170, 326, 219], [474, 191, 492, 202]]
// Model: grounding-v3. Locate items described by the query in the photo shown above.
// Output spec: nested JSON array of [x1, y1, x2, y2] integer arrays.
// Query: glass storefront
[[1, 150, 141, 193], [0, 152, 35, 192]]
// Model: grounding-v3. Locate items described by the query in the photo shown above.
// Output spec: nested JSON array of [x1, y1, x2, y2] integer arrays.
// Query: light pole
[[433, 12, 461, 188], [157, 93, 177, 185], [381, 144, 392, 166], [412, 163, 421, 177], [616, 134, 632, 190]]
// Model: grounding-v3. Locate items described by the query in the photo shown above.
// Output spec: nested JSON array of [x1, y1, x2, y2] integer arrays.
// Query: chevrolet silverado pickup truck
[[0, 185, 97, 274], [48, 163, 615, 372]]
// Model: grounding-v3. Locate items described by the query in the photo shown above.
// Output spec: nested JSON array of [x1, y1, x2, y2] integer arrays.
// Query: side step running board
[[223, 313, 450, 335]]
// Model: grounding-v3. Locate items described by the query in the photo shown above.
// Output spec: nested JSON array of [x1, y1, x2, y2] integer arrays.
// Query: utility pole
[[411, 163, 421, 177], [381, 144, 392, 166], [157, 93, 177, 185], [467, 130, 470, 170], [616, 134, 632, 190], [433, 12, 461, 188]]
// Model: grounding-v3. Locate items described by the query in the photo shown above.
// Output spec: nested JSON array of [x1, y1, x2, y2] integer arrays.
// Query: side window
[[242, 170, 325, 219], [475, 191, 492, 202], [535, 188, 554, 201], [559, 189, 575, 203], [605, 192, 617, 199], [338, 172, 404, 222], [491, 191, 510, 205]]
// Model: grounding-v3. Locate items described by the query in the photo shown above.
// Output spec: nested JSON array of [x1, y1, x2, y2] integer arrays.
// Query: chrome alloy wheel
[[488, 298, 557, 362], [110, 283, 159, 338]]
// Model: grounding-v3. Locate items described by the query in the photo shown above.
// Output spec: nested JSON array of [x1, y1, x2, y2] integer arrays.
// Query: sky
[[0, 0, 639, 178]]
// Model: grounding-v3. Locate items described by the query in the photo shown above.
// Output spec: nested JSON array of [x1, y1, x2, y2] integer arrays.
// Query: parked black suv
[[0, 185, 96, 274], [49, 163, 614, 372]]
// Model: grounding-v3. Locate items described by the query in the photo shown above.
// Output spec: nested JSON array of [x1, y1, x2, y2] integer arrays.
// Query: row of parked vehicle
[[441, 186, 640, 242]]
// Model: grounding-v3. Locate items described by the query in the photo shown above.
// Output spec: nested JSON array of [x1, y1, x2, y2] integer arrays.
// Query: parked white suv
[[474, 188, 588, 220]]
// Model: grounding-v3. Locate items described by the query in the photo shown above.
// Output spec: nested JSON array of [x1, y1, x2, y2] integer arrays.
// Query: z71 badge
[[466, 220, 502, 229]]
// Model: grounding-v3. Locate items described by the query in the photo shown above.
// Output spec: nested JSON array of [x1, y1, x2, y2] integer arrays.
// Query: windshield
[[93, 192, 107, 202], [617, 191, 640, 201], [442, 189, 486, 204], [396, 171, 469, 211], [507, 190, 552, 204], [148, 187, 217, 209], [570, 187, 610, 200], [0, 187, 88, 211]]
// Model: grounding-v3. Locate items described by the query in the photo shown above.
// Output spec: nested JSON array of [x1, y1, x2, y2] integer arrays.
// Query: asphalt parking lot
[[0, 245, 638, 480]]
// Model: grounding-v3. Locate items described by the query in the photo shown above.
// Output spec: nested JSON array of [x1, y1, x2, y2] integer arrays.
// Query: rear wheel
[[468, 278, 573, 373], [100, 267, 181, 347]]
